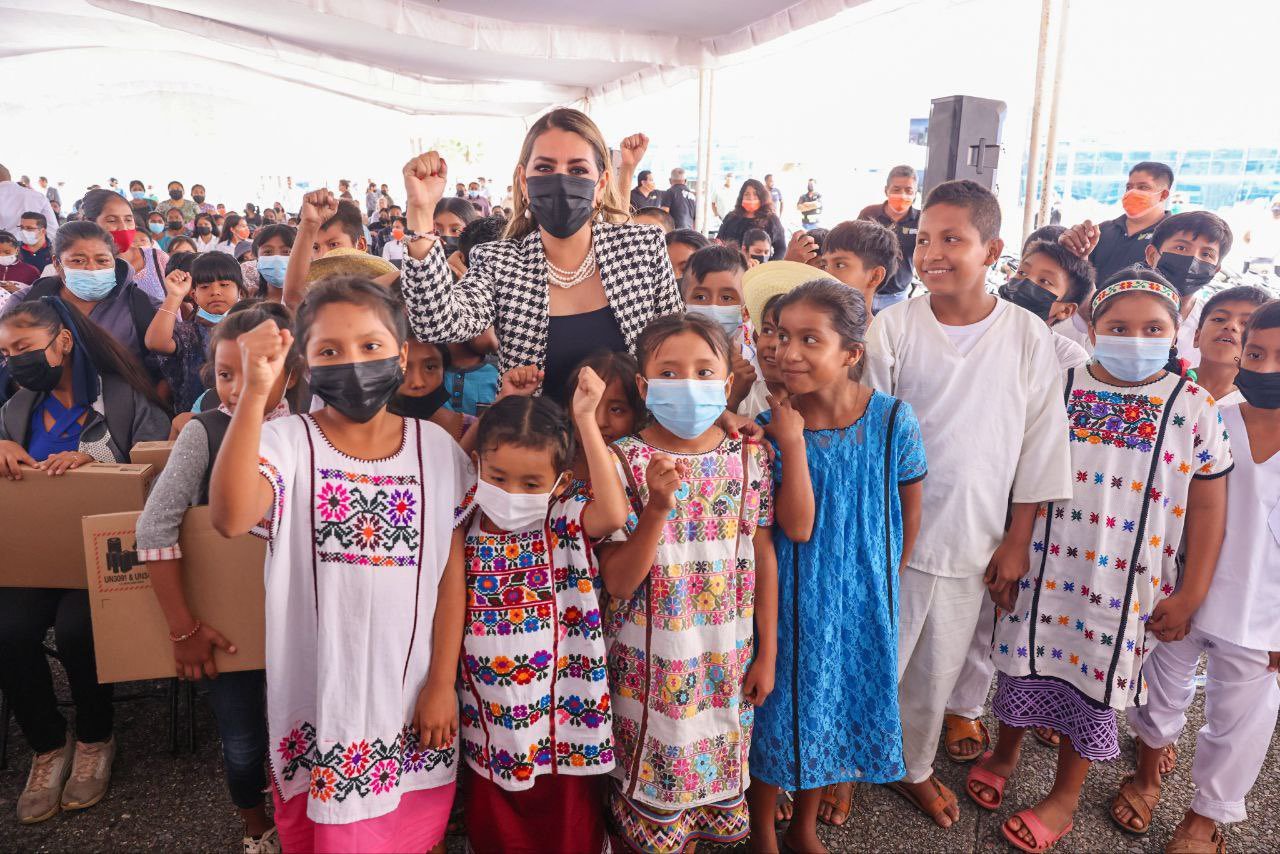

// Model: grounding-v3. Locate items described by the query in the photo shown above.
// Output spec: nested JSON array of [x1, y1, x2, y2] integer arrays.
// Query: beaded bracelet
[[169, 620, 202, 643]]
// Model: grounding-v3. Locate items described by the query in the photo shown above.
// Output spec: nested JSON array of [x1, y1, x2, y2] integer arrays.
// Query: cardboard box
[[0, 463, 157, 589], [129, 441, 176, 476], [82, 506, 267, 683]]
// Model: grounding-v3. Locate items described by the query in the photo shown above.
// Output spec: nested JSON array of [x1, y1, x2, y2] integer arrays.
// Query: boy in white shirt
[[682, 244, 760, 410], [998, 238, 1095, 371], [863, 179, 1073, 827]]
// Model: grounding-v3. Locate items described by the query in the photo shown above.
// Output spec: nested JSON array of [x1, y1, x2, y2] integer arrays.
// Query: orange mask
[[887, 195, 912, 214], [1122, 188, 1161, 218], [391, 227, 405, 240], [741, 198, 760, 213]]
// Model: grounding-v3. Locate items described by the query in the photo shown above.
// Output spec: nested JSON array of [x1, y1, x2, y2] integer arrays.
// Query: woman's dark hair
[[564, 350, 644, 426], [434, 197, 479, 228], [1243, 299, 1280, 347], [191, 251, 245, 293], [79, 188, 129, 226], [735, 179, 775, 220], [474, 395, 575, 473], [772, 278, 870, 350], [218, 213, 243, 246], [193, 213, 216, 233], [167, 236, 198, 256], [295, 276, 408, 351], [202, 302, 302, 388], [0, 296, 164, 409], [635, 312, 731, 373], [53, 220, 115, 259], [129, 179, 145, 192], [1093, 263, 1180, 325]]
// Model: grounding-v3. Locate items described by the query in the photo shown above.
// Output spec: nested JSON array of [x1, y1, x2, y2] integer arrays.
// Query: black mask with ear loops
[[8, 340, 64, 392], [388, 385, 451, 420], [308, 356, 403, 423], [525, 174, 596, 239], [1235, 368, 1280, 409]]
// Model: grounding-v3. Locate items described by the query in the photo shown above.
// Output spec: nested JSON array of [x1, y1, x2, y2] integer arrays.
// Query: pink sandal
[[965, 751, 1008, 811], [1002, 809, 1074, 853]]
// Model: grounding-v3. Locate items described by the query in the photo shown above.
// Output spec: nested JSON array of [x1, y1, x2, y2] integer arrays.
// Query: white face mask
[[18, 229, 39, 245], [0, 254, 17, 267], [474, 465, 563, 532]]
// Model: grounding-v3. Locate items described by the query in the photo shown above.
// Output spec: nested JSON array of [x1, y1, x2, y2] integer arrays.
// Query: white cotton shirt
[[1215, 389, 1244, 407], [865, 295, 1073, 577], [1194, 402, 1280, 649], [1053, 311, 1092, 354], [1052, 329, 1090, 371], [1176, 295, 1203, 369], [938, 299, 1005, 356], [0, 180, 59, 236]]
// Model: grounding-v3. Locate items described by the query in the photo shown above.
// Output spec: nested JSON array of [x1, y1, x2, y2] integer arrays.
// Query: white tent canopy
[[3, 0, 876, 117]]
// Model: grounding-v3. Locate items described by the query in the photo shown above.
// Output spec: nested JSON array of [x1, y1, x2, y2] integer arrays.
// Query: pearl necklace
[[546, 245, 597, 289]]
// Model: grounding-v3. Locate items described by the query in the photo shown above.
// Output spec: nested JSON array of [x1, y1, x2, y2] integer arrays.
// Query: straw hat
[[743, 260, 826, 328], [306, 248, 398, 283]]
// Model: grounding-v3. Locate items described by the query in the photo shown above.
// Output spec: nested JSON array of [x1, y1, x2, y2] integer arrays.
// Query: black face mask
[[1155, 252, 1217, 296], [1234, 367, 1280, 409], [440, 235, 460, 255], [999, 276, 1058, 322], [388, 385, 450, 420], [193, 225, 212, 236], [525, 174, 596, 239], [309, 356, 403, 423], [168, 221, 184, 231], [8, 342, 64, 392], [192, 195, 205, 204], [168, 189, 183, 200]]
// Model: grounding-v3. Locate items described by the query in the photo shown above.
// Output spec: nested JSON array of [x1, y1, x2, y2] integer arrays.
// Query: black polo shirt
[[858, 203, 920, 297], [661, 183, 697, 229], [629, 187, 661, 212], [1089, 213, 1167, 284]]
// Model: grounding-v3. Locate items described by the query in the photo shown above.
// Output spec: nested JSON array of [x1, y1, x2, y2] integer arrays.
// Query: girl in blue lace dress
[[748, 280, 927, 853]]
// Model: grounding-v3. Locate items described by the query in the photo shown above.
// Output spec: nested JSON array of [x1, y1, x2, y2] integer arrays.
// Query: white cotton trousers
[[944, 591, 998, 720], [897, 567, 988, 783], [1127, 627, 1280, 824]]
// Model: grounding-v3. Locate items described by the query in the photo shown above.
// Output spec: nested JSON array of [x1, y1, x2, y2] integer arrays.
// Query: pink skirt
[[273, 782, 456, 854]]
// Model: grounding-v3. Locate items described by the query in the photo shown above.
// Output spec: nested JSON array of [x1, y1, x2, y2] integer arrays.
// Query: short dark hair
[[78, 189, 127, 225], [634, 207, 674, 232], [923, 179, 1002, 242], [320, 200, 366, 246], [1200, 285, 1271, 331], [295, 277, 408, 350], [164, 250, 197, 277], [743, 228, 771, 252], [458, 215, 507, 266], [1021, 239, 1095, 305], [475, 395, 575, 473], [564, 350, 643, 422], [0, 230, 17, 248], [20, 211, 48, 229], [635, 312, 732, 374], [1130, 161, 1175, 188], [1023, 224, 1067, 252], [805, 227, 829, 253], [886, 165, 917, 186], [1243, 299, 1280, 347], [191, 251, 245, 292], [822, 220, 901, 282], [665, 229, 710, 252], [687, 244, 748, 289], [773, 278, 870, 350], [204, 302, 302, 387], [637, 170, 652, 185], [1151, 210, 1233, 260]]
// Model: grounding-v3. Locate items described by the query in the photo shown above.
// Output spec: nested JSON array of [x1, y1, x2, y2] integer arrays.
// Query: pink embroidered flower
[[278, 728, 309, 761], [310, 767, 337, 801], [341, 739, 372, 777], [369, 758, 399, 794], [317, 482, 351, 521], [387, 489, 417, 526]]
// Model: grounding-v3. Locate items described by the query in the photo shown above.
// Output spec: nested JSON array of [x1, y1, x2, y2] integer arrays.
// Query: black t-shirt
[[661, 183, 697, 229], [630, 187, 662, 212], [858, 203, 920, 297], [1089, 213, 1167, 284], [798, 191, 823, 225]]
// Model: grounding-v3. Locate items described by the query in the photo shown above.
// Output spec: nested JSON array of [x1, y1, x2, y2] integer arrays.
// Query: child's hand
[[763, 393, 805, 446], [619, 133, 650, 169], [446, 250, 467, 280], [163, 269, 192, 302], [0, 439, 37, 480], [1059, 220, 1100, 259], [742, 656, 775, 705], [572, 366, 605, 421], [412, 682, 458, 751], [300, 189, 338, 229], [36, 451, 94, 476], [500, 364, 543, 398], [173, 622, 235, 681], [238, 319, 294, 396], [403, 151, 448, 216], [729, 353, 757, 405], [783, 230, 819, 265], [984, 536, 1031, 611], [645, 454, 680, 512], [1268, 651, 1280, 673], [1147, 592, 1196, 642]]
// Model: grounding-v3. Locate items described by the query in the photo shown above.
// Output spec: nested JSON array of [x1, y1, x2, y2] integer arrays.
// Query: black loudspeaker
[[922, 95, 1006, 200]]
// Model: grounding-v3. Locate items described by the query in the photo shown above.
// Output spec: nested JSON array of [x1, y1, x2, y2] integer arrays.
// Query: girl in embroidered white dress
[[597, 313, 778, 854], [968, 269, 1231, 854], [210, 278, 474, 853], [457, 368, 628, 854]]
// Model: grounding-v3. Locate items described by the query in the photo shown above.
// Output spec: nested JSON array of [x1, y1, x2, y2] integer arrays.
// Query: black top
[[797, 191, 823, 226], [718, 211, 788, 259], [858, 202, 921, 297], [660, 183, 697, 229], [543, 305, 628, 404], [630, 187, 662, 212], [1089, 213, 1167, 284]]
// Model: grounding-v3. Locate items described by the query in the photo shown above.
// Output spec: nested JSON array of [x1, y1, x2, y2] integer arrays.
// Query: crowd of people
[[0, 106, 1276, 854]]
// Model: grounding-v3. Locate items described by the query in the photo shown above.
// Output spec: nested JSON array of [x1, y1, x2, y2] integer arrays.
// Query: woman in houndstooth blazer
[[400, 109, 683, 401]]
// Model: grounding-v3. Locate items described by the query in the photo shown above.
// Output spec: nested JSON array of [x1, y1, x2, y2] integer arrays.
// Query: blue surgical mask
[[196, 307, 226, 324], [62, 267, 117, 301], [257, 254, 289, 287], [686, 305, 743, 338], [1092, 335, 1172, 382], [645, 378, 727, 439], [148, 222, 164, 235], [131, 190, 146, 200]]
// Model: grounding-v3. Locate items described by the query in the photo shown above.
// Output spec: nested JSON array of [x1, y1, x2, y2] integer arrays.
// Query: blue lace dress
[[750, 391, 927, 790]]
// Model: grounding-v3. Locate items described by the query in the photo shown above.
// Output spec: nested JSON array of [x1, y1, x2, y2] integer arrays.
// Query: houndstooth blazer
[[400, 220, 683, 378]]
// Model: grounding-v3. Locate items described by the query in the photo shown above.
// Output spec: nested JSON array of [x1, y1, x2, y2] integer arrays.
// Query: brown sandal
[[818, 782, 852, 826], [1165, 828, 1226, 854], [887, 776, 959, 827], [943, 714, 990, 763], [1109, 774, 1160, 834]]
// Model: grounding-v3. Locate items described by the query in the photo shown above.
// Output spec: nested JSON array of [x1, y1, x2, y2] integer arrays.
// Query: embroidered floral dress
[[992, 367, 1232, 711], [458, 488, 615, 788], [603, 433, 772, 851], [255, 414, 474, 825]]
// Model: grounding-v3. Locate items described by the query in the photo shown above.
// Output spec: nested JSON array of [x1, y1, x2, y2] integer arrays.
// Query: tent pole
[[1020, 0, 1054, 244], [695, 67, 715, 233], [1037, 0, 1070, 229]]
